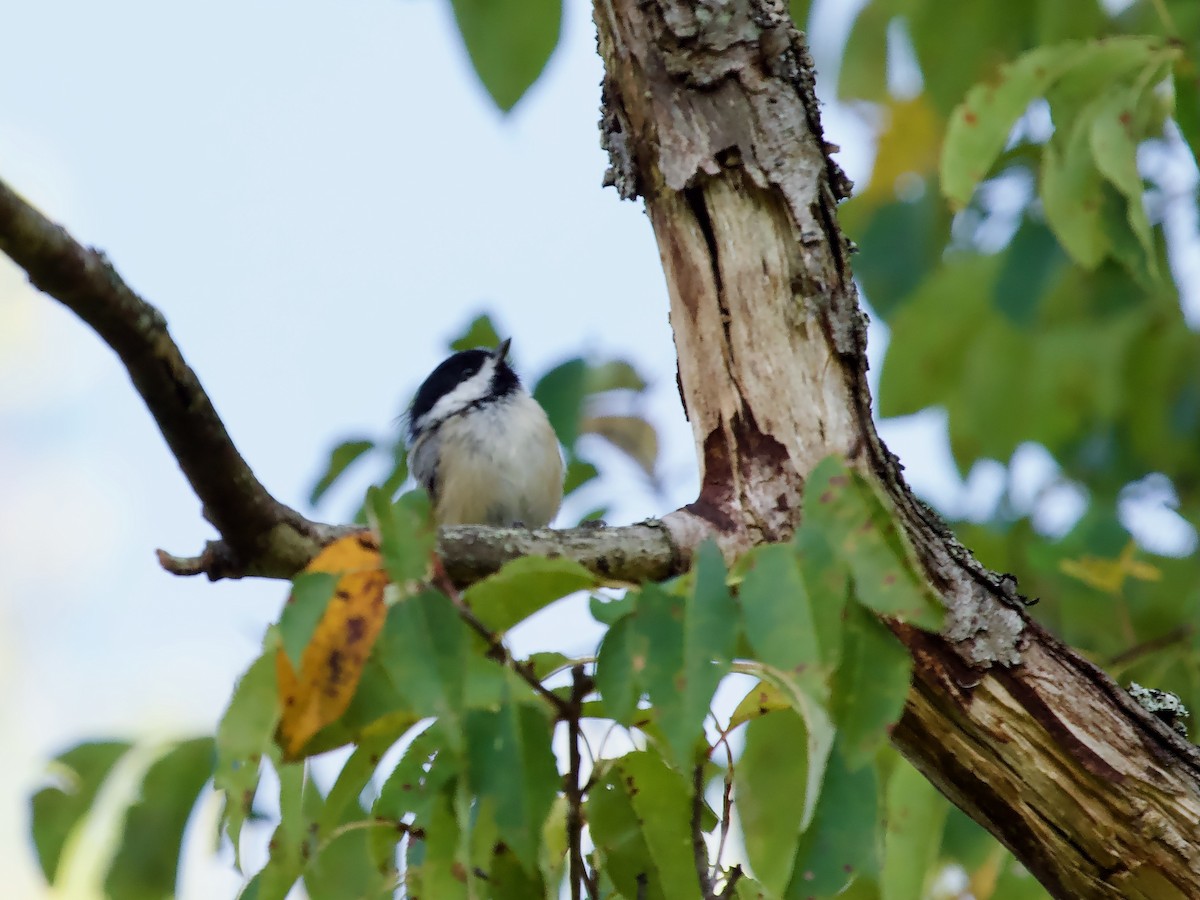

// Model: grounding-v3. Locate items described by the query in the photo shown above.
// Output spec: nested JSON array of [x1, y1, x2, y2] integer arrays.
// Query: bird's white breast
[[424, 393, 563, 527]]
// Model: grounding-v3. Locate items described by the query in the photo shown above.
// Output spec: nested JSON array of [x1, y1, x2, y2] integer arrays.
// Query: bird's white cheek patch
[[415, 361, 496, 432]]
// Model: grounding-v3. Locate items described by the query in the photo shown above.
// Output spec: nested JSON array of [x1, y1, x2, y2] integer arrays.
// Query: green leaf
[[464, 692, 559, 871], [477, 818, 548, 899], [736, 708, 809, 896], [729, 680, 792, 730], [318, 727, 410, 838], [739, 544, 826, 692], [635, 544, 737, 768], [371, 488, 436, 584], [373, 438, 410, 506], [369, 726, 457, 876], [533, 357, 589, 447], [527, 650, 572, 681], [939, 805, 999, 873], [945, 318, 1030, 468], [587, 751, 702, 900], [992, 854, 1054, 899], [1036, 0, 1105, 43], [788, 0, 813, 29], [1176, 61, 1200, 167], [1043, 37, 1168, 130], [463, 555, 598, 633], [942, 43, 1080, 206], [1023, 312, 1142, 455], [450, 313, 503, 352], [881, 758, 949, 900], [215, 647, 280, 859], [539, 795, 570, 893], [839, 2, 891, 102], [305, 758, 402, 900], [1126, 316, 1200, 480], [596, 614, 639, 725], [747, 666, 835, 835], [784, 739, 880, 899], [279, 572, 339, 670], [563, 456, 600, 495], [449, 0, 562, 112], [803, 457, 943, 630], [1041, 106, 1109, 269], [377, 589, 470, 753], [405, 781, 470, 898], [585, 359, 648, 394], [310, 439, 375, 506], [31, 741, 132, 881], [832, 600, 914, 770], [851, 191, 943, 322], [105, 737, 215, 900], [583, 414, 659, 477], [465, 652, 532, 711], [907, 0, 1036, 117], [304, 822, 387, 900], [942, 37, 1169, 208], [794, 523, 849, 674], [993, 217, 1067, 326], [590, 591, 635, 625], [255, 762, 314, 900], [878, 255, 1001, 419], [1089, 88, 1157, 277]]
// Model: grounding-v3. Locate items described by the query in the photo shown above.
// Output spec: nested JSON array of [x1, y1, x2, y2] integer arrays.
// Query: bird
[[406, 338, 563, 527]]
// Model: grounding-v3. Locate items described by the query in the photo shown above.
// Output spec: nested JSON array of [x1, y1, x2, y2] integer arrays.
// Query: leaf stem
[[566, 665, 598, 900], [432, 558, 572, 718]]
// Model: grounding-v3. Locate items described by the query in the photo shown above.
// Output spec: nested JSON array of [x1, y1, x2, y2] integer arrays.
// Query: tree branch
[[0, 176, 697, 586], [0, 176, 327, 578]]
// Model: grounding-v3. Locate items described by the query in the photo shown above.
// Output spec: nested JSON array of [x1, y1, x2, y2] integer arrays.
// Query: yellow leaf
[[276, 532, 389, 759], [728, 680, 792, 730], [1059, 541, 1161, 596], [860, 97, 943, 211], [968, 845, 1006, 899]]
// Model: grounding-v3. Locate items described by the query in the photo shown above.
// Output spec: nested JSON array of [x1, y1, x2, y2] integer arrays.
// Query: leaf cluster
[[31, 458, 951, 899]]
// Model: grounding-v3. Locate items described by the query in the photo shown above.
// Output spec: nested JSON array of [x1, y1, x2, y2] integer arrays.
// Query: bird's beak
[[495, 337, 512, 360]]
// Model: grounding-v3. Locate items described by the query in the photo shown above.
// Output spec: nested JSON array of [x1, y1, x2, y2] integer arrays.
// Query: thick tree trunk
[[593, 1, 1200, 896]]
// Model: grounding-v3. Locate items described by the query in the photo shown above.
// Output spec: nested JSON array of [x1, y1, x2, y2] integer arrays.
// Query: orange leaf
[[276, 532, 389, 758]]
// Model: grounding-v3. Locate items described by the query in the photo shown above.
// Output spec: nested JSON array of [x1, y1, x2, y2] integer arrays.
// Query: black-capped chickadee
[[407, 338, 563, 527]]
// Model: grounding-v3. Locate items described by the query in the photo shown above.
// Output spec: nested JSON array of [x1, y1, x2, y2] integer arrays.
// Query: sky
[[3, 0, 1190, 897]]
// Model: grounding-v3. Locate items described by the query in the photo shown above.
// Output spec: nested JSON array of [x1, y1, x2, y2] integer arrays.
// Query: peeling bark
[[593, 0, 1200, 895]]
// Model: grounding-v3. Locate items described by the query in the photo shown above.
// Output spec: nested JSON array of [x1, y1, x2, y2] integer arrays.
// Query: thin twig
[[566, 665, 598, 900], [712, 733, 735, 883], [1106, 625, 1195, 671], [718, 865, 744, 899], [1149, 0, 1178, 35], [312, 817, 401, 859], [691, 764, 714, 898]]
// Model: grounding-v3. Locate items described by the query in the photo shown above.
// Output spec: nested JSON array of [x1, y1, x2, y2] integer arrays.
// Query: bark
[[592, 0, 1200, 896]]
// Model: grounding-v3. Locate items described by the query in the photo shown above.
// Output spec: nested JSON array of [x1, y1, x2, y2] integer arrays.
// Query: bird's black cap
[[408, 340, 520, 439]]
